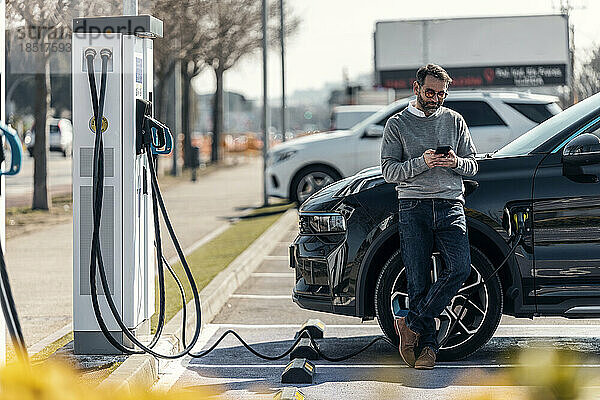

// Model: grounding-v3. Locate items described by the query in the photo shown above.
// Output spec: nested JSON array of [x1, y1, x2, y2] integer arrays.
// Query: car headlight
[[268, 149, 297, 166], [299, 212, 346, 234], [24, 135, 32, 145]]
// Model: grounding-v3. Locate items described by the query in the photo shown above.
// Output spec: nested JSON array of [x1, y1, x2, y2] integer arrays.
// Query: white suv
[[266, 91, 561, 204]]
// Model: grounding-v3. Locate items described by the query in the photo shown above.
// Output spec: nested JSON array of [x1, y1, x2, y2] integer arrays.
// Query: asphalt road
[[155, 221, 600, 399], [4, 152, 72, 207]]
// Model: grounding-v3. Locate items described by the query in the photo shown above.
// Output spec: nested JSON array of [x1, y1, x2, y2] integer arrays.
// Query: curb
[[98, 208, 298, 392]]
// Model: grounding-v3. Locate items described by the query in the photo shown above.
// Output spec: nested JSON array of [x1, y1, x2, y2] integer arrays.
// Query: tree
[[150, 0, 210, 169], [198, 0, 300, 163], [575, 45, 600, 101], [7, 0, 118, 210]]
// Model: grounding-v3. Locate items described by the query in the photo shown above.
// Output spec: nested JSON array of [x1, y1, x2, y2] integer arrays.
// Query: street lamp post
[[280, 0, 286, 142], [262, 0, 269, 207]]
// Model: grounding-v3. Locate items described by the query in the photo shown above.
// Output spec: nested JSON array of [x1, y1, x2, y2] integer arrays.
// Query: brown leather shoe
[[415, 346, 436, 370], [393, 317, 419, 367]]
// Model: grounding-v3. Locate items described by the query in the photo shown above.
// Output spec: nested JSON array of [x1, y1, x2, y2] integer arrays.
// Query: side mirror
[[562, 133, 600, 165], [363, 124, 384, 138]]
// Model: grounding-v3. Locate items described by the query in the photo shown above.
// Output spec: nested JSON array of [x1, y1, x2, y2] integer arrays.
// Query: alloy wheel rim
[[297, 172, 335, 203], [389, 262, 489, 350]]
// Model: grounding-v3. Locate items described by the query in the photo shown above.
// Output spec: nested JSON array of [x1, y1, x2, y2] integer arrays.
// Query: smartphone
[[435, 145, 452, 156]]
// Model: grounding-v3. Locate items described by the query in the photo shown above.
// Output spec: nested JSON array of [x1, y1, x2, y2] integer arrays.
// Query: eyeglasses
[[420, 86, 448, 99]]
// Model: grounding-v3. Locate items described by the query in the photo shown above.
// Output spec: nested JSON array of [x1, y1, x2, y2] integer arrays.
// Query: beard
[[416, 93, 442, 113]]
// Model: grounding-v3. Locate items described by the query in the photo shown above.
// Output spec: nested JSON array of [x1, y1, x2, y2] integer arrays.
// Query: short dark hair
[[416, 64, 452, 86]]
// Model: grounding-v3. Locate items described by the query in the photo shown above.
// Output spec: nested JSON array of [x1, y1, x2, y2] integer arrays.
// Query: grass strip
[[152, 200, 294, 330]]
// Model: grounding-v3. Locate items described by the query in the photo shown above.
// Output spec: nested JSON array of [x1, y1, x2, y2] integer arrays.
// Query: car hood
[[270, 130, 353, 152]]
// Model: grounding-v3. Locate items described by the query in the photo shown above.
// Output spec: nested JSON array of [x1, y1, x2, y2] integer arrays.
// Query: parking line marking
[[263, 255, 288, 261], [187, 363, 600, 369], [251, 272, 294, 278], [495, 325, 600, 337], [206, 323, 383, 329], [230, 294, 291, 299], [204, 323, 600, 337], [153, 325, 220, 391]]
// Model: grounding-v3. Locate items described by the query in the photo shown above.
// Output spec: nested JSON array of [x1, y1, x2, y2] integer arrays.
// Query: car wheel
[[374, 246, 503, 361], [28, 149, 34, 158], [290, 165, 341, 206]]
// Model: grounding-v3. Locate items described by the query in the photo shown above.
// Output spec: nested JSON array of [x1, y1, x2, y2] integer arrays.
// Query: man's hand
[[423, 149, 458, 168], [433, 149, 458, 168]]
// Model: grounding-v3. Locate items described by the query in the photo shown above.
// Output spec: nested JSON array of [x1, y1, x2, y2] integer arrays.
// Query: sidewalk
[[5, 156, 263, 349]]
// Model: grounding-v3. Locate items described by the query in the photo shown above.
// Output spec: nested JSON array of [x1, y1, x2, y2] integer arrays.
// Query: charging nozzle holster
[[0, 122, 23, 177], [136, 98, 172, 155]]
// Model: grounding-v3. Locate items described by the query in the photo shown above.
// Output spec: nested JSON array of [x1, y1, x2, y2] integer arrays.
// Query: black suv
[[290, 92, 600, 360]]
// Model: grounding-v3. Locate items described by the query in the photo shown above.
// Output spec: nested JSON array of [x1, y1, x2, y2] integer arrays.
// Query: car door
[[445, 100, 512, 154], [532, 117, 600, 315]]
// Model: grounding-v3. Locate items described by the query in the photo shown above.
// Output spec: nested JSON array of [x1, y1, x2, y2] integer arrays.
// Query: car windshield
[[494, 93, 600, 157]]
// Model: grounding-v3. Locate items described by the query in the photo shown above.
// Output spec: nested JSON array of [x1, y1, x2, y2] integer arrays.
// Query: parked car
[[289, 91, 600, 360], [24, 118, 73, 157], [330, 105, 384, 130], [267, 91, 561, 205]]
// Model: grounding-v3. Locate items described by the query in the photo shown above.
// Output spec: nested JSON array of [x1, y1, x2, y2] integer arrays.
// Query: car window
[[505, 102, 560, 123], [444, 101, 507, 127], [333, 111, 377, 130], [352, 102, 408, 132], [573, 121, 600, 141]]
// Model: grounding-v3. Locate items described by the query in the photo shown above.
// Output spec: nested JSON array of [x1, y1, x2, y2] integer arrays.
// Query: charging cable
[[0, 242, 28, 363]]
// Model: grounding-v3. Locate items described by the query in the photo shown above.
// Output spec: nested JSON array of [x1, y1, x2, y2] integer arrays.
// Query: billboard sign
[[374, 15, 570, 89]]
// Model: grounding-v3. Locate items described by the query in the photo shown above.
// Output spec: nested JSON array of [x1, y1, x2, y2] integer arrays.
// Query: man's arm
[[451, 116, 478, 177], [380, 118, 430, 183]]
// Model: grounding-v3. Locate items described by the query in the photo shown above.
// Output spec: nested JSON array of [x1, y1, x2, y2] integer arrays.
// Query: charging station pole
[[72, 16, 162, 354]]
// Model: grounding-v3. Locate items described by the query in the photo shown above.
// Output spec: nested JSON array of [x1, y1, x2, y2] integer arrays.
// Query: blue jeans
[[398, 198, 471, 353]]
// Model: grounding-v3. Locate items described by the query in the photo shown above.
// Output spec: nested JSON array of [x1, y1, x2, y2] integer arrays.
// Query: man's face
[[413, 75, 448, 113]]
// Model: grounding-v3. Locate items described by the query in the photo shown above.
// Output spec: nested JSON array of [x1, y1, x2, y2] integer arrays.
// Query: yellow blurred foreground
[[0, 359, 213, 400], [463, 347, 600, 400]]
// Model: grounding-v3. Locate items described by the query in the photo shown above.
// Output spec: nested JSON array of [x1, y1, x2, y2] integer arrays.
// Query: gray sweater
[[380, 106, 478, 204]]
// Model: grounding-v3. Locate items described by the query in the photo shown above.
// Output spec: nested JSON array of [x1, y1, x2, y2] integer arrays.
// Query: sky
[[192, 0, 600, 101]]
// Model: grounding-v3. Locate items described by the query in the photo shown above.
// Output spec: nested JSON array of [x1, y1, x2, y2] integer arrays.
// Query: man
[[380, 64, 478, 370]]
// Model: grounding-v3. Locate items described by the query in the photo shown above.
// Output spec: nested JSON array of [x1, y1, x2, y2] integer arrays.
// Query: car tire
[[28, 149, 34, 158], [374, 246, 503, 361], [290, 165, 341, 206]]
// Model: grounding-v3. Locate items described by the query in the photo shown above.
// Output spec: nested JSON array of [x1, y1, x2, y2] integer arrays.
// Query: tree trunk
[[211, 66, 224, 164], [32, 56, 51, 210], [181, 63, 194, 169], [155, 61, 175, 124]]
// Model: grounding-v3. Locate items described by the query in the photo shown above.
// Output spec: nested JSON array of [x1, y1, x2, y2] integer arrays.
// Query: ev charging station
[[72, 16, 163, 354]]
